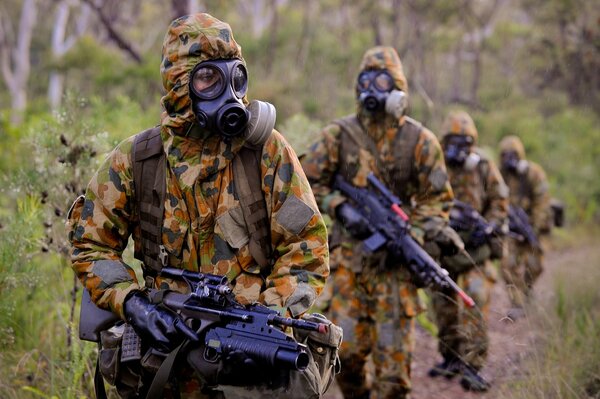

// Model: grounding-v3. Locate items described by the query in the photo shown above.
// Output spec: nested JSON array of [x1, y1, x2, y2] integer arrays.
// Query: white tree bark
[[48, 0, 90, 110], [0, 0, 37, 124]]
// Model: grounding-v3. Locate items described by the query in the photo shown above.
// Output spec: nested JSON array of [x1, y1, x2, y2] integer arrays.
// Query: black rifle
[[508, 205, 540, 249], [449, 200, 500, 248], [79, 269, 329, 395], [157, 268, 326, 370], [334, 173, 475, 308]]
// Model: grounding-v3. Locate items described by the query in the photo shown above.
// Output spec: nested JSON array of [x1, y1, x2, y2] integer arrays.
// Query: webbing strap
[[132, 127, 165, 276], [391, 116, 421, 197], [233, 147, 272, 271], [144, 342, 185, 399], [94, 343, 108, 399]]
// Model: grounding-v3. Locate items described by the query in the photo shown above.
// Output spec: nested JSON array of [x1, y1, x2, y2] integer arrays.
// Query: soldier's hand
[[124, 291, 198, 353], [468, 228, 488, 248], [335, 203, 372, 239]]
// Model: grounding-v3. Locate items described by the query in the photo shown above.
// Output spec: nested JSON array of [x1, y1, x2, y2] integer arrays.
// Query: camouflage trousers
[[430, 261, 496, 370], [500, 238, 544, 308], [323, 246, 419, 399]]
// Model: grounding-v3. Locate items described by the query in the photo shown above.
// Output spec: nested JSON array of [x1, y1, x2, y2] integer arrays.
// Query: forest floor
[[324, 238, 587, 399]]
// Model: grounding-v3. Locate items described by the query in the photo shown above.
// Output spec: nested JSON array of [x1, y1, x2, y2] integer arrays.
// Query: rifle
[[508, 205, 540, 249], [449, 200, 500, 248], [157, 268, 326, 370], [334, 173, 475, 308], [79, 269, 330, 393]]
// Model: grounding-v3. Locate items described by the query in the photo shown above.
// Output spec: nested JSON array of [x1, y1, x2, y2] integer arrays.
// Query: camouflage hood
[[499, 135, 526, 159], [356, 46, 409, 140], [441, 110, 478, 144], [160, 13, 244, 136]]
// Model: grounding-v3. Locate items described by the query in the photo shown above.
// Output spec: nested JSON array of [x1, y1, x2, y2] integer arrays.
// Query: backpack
[[131, 127, 272, 279]]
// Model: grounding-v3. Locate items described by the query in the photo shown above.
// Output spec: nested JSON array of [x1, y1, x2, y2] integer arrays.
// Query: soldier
[[302, 46, 460, 399], [428, 111, 509, 391], [498, 135, 551, 318], [67, 13, 330, 398]]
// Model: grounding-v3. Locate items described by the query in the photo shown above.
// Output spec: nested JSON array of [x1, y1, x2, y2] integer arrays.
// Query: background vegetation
[[0, 0, 598, 397]]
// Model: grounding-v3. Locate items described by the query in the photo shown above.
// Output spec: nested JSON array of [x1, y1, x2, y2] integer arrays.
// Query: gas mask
[[357, 70, 407, 119], [501, 150, 528, 174], [188, 59, 276, 144], [443, 135, 479, 170]]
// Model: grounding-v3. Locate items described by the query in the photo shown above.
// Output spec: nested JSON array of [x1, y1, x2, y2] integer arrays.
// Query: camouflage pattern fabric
[[498, 135, 550, 307], [302, 46, 453, 398], [68, 13, 329, 396], [432, 111, 509, 370]]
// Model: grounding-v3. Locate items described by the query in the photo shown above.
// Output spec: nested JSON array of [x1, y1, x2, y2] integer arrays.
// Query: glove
[[433, 226, 464, 257], [335, 203, 372, 239], [468, 227, 488, 248], [124, 291, 198, 353]]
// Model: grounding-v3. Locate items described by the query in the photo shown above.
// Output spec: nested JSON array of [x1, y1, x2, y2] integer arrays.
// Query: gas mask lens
[[190, 61, 248, 100], [357, 70, 394, 92], [191, 65, 223, 99], [231, 64, 248, 98]]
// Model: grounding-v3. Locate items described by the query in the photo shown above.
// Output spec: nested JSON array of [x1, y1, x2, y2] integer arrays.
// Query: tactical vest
[[333, 115, 421, 203], [132, 127, 272, 278]]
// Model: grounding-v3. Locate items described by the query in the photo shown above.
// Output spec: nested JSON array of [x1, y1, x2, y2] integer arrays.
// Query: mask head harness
[[357, 69, 407, 118], [443, 134, 480, 169], [189, 59, 249, 138]]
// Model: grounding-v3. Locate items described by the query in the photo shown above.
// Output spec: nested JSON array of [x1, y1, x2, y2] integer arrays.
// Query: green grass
[[499, 228, 600, 399]]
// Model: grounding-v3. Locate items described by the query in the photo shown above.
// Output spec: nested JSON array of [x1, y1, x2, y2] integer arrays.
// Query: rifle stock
[[79, 288, 120, 342]]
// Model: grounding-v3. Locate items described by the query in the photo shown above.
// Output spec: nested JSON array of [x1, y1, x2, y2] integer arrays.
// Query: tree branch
[[82, 0, 142, 63]]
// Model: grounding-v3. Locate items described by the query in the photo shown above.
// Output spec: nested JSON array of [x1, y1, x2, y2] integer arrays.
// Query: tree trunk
[[47, 1, 90, 110], [264, 0, 280, 76], [0, 0, 37, 125], [295, 1, 314, 70], [48, 72, 65, 111]]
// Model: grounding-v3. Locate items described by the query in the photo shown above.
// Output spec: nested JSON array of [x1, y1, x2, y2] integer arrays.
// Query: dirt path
[[324, 239, 583, 399]]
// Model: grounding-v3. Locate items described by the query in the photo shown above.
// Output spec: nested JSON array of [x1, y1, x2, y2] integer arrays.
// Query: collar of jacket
[[357, 107, 404, 142], [161, 125, 247, 184]]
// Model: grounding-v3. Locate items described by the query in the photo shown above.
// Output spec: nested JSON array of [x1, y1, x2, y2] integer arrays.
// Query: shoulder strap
[[333, 115, 382, 167], [392, 117, 421, 188], [233, 146, 272, 272], [477, 157, 490, 192], [132, 126, 165, 276]]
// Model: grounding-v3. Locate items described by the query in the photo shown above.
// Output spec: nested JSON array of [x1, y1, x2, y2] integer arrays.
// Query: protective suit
[[302, 46, 454, 399], [68, 13, 329, 397], [498, 135, 551, 309], [429, 110, 508, 391]]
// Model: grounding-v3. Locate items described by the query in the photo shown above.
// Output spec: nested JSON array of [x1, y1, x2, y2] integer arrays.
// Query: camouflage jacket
[[68, 13, 328, 320], [447, 148, 509, 227], [501, 161, 551, 234]]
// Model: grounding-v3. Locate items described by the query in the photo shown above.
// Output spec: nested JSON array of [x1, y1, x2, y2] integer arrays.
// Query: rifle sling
[[94, 343, 108, 399], [133, 127, 166, 276], [144, 341, 185, 399], [232, 146, 272, 273]]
